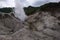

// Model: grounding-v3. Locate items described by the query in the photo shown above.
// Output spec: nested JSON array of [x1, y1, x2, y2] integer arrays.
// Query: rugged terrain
[[0, 12, 24, 35], [0, 11, 60, 40]]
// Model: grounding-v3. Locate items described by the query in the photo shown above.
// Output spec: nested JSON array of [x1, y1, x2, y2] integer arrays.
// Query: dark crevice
[[58, 23, 60, 25], [57, 16, 60, 20], [51, 28, 56, 30]]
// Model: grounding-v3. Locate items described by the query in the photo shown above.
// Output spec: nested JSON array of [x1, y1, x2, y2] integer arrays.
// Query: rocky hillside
[[20, 11, 60, 40], [24, 2, 60, 15], [0, 12, 24, 35], [0, 2, 60, 40], [0, 11, 60, 40]]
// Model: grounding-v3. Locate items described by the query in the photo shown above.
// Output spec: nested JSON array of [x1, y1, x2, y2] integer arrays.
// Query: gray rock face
[[0, 11, 60, 40], [43, 28, 60, 38], [0, 13, 24, 35], [23, 12, 60, 40]]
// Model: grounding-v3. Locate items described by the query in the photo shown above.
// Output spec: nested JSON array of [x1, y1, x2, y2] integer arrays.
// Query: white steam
[[14, 0, 27, 21]]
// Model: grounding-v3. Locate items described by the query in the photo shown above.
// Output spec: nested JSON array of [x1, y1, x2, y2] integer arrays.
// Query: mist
[[14, 0, 27, 21]]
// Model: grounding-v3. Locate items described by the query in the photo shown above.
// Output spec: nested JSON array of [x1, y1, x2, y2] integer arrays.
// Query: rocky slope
[[0, 12, 24, 35], [0, 11, 60, 40]]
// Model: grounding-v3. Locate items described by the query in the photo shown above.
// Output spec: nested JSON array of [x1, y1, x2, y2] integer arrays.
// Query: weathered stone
[[41, 12, 58, 28], [0, 10, 60, 40], [43, 28, 60, 38], [0, 35, 12, 40], [12, 28, 36, 40], [34, 22, 44, 31], [44, 37, 53, 40], [33, 31, 48, 38]]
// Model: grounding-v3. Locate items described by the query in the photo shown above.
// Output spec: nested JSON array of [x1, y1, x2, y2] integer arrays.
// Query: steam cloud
[[14, 0, 27, 21]]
